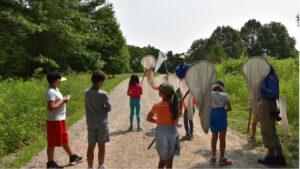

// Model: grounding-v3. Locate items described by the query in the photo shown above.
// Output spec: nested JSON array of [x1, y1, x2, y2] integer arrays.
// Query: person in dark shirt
[[257, 64, 286, 167], [175, 55, 194, 133], [175, 55, 190, 79]]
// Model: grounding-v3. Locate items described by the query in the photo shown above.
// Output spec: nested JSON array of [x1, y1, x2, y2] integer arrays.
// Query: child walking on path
[[209, 81, 232, 166], [46, 72, 82, 168], [84, 71, 112, 169], [127, 74, 143, 131], [147, 82, 180, 169]]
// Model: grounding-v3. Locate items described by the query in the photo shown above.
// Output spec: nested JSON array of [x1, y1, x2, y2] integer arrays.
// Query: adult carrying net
[[185, 61, 216, 133], [277, 98, 291, 138], [242, 57, 270, 117], [141, 55, 156, 89]]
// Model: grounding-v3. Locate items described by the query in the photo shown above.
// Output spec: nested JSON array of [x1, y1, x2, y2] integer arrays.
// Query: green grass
[[217, 56, 299, 168], [0, 73, 130, 168]]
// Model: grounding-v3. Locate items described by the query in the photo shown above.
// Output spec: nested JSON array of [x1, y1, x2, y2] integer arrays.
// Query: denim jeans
[[184, 107, 194, 137]]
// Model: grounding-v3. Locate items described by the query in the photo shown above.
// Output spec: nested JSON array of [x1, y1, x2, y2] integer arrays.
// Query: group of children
[[45, 71, 232, 168]]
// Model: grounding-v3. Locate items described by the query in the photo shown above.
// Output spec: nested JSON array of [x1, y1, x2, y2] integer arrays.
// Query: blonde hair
[[212, 84, 225, 92]]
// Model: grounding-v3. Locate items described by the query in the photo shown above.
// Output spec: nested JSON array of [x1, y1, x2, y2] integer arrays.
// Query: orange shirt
[[151, 101, 177, 125]]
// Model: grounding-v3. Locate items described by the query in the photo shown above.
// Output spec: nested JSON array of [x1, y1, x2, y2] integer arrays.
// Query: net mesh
[[185, 61, 216, 134], [154, 52, 167, 72], [141, 55, 156, 70], [242, 57, 270, 117], [167, 73, 193, 120], [141, 55, 157, 89], [277, 98, 291, 138]]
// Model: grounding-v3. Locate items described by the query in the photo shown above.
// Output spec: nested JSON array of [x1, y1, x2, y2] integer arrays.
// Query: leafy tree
[[0, 0, 130, 78], [241, 19, 262, 56], [128, 45, 146, 73], [89, 3, 131, 77], [143, 45, 160, 57], [210, 26, 245, 59], [205, 42, 227, 63], [257, 22, 299, 59], [186, 38, 210, 62]]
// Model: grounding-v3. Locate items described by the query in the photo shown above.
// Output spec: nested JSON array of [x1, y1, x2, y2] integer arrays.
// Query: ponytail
[[168, 91, 179, 120]]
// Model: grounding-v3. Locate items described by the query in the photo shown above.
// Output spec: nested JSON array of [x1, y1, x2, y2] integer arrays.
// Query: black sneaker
[[257, 156, 276, 166], [276, 155, 286, 166], [69, 154, 83, 166], [47, 161, 64, 169]]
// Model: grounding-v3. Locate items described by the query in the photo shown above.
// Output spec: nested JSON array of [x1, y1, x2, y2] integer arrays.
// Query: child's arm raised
[[147, 112, 156, 123]]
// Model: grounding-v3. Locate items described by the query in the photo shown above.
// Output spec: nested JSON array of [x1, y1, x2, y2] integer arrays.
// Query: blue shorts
[[210, 107, 227, 133]]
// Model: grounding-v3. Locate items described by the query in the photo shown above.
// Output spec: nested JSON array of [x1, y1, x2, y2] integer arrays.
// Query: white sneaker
[[98, 165, 107, 169]]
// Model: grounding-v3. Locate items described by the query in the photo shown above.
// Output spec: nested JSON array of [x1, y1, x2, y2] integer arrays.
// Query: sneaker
[[276, 155, 286, 166], [137, 127, 143, 131], [69, 154, 83, 166], [47, 161, 64, 168], [249, 136, 256, 143], [176, 123, 182, 127], [257, 156, 276, 166], [210, 157, 216, 165], [182, 135, 191, 141], [98, 165, 107, 169], [128, 126, 133, 131], [219, 158, 232, 166]]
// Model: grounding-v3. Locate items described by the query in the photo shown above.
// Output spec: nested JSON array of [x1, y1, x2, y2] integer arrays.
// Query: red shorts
[[46, 120, 69, 147]]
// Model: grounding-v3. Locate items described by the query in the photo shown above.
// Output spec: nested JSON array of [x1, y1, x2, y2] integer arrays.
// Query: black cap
[[47, 72, 61, 84]]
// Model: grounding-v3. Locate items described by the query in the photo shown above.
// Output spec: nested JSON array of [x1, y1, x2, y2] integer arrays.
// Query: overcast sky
[[108, 0, 299, 54]]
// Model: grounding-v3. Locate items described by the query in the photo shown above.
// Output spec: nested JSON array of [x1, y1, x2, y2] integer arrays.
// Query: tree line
[[0, 0, 130, 79], [1, 0, 298, 78], [128, 19, 298, 73]]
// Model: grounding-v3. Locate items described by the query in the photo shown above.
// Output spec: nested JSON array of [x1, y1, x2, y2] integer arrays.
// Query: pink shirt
[[128, 84, 142, 100]]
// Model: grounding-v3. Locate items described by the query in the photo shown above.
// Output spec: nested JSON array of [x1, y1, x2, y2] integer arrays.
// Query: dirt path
[[23, 75, 267, 168]]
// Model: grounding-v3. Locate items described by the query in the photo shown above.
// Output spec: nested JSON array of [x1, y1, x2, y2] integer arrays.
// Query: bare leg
[[47, 147, 55, 162], [165, 156, 174, 169], [252, 117, 259, 137], [211, 132, 218, 157], [98, 143, 105, 166], [219, 130, 226, 158], [158, 157, 166, 168], [62, 142, 73, 156], [87, 144, 96, 168]]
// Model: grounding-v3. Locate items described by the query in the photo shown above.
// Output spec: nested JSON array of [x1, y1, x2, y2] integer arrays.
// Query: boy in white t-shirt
[[46, 72, 82, 168]]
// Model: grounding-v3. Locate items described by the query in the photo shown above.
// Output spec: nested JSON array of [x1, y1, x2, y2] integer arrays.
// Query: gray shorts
[[155, 125, 180, 160], [87, 124, 110, 145]]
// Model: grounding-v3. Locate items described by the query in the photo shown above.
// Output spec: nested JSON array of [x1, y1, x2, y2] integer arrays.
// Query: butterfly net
[[185, 61, 216, 133], [242, 57, 270, 117], [277, 98, 291, 138], [141, 55, 156, 89]]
